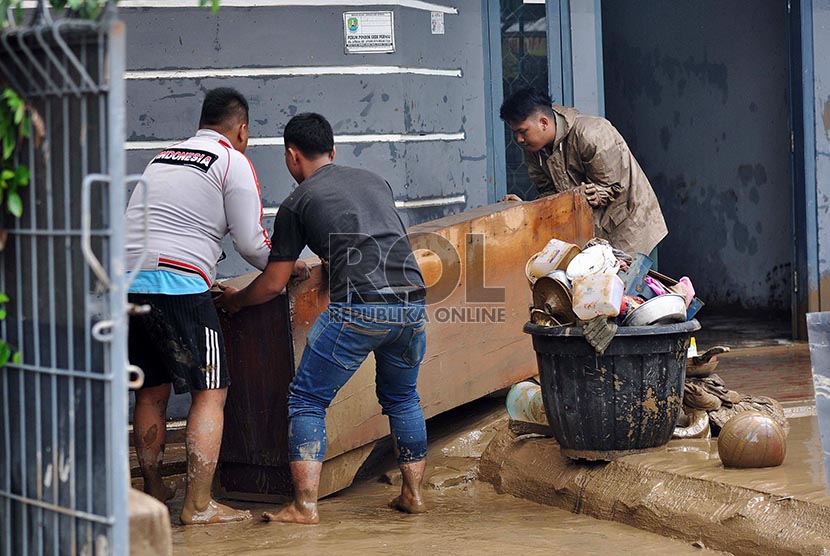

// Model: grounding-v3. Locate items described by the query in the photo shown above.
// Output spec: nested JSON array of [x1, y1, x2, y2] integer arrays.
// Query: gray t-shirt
[[269, 164, 425, 301]]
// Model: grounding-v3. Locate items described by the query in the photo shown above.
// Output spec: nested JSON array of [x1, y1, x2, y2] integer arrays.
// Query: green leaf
[[14, 165, 29, 187], [199, 0, 221, 13], [0, 309, 6, 320], [0, 342, 10, 368], [12, 352, 20, 365], [1, 170, 13, 182], [0, 292, 9, 303], [3, 136, 14, 160], [7, 191, 22, 218]]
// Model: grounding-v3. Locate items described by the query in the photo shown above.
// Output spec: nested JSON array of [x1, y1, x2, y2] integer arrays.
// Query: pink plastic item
[[676, 277, 695, 308], [643, 275, 668, 296]]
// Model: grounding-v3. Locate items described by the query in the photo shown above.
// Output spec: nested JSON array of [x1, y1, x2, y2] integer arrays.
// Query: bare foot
[[389, 493, 426, 514], [261, 500, 319, 525], [180, 500, 252, 525], [144, 479, 177, 503]]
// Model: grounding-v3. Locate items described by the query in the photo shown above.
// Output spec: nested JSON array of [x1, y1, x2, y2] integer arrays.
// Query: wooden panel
[[218, 191, 593, 499]]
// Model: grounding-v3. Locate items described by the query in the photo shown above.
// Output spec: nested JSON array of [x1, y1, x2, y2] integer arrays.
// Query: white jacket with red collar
[[125, 128, 271, 287]]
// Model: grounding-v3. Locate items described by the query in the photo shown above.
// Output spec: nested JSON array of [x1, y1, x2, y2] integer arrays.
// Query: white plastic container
[[571, 273, 625, 320], [525, 238, 581, 284], [505, 381, 548, 426], [565, 244, 619, 281]]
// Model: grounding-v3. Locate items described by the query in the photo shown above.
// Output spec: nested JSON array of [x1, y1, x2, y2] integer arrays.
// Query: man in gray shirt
[[219, 113, 428, 524]]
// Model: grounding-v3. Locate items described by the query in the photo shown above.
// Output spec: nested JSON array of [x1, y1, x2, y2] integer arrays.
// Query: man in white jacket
[[125, 88, 304, 524]]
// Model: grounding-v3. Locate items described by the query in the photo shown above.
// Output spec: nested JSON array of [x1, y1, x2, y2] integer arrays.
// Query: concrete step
[[129, 488, 172, 556], [480, 417, 830, 556]]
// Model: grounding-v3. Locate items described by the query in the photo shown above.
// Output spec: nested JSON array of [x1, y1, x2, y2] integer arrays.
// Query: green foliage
[[198, 0, 221, 13], [1, 1, 222, 27], [0, 292, 15, 368], [0, 89, 29, 218], [49, 0, 109, 20]]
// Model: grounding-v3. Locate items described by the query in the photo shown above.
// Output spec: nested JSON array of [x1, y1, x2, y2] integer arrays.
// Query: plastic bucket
[[524, 319, 700, 460]]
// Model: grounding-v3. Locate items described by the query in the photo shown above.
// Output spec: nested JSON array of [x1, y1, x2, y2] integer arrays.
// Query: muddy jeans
[[287, 301, 428, 464]]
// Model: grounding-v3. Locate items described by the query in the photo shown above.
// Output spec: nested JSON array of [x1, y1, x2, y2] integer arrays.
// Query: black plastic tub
[[524, 319, 700, 461]]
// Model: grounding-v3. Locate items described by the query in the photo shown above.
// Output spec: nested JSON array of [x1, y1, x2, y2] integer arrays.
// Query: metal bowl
[[622, 293, 687, 326], [532, 276, 576, 324]]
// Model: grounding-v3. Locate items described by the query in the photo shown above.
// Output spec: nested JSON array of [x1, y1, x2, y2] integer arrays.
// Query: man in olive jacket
[[500, 87, 667, 256]]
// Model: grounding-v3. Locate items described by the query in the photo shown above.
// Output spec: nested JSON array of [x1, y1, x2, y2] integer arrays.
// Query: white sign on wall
[[431, 11, 445, 34], [343, 11, 395, 54]]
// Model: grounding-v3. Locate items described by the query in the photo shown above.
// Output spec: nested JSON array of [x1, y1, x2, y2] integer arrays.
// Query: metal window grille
[[500, 0, 549, 201], [0, 2, 131, 554]]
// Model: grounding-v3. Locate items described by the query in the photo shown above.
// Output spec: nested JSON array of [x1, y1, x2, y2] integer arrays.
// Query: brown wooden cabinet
[[217, 191, 593, 501]]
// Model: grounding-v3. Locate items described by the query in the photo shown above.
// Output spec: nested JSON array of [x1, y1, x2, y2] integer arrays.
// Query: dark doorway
[[602, 1, 794, 335]]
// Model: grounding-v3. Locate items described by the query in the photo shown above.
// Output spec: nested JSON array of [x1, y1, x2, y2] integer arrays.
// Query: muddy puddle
[[623, 413, 830, 504], [169, 479, 727, 556]]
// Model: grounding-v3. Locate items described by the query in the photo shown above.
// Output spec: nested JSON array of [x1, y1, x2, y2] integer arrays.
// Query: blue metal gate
[[0, 2, 131, 554]]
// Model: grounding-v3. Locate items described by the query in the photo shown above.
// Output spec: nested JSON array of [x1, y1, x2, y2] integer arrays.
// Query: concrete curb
[[480, 425, 830, 556], [129, 488, 172, 556]]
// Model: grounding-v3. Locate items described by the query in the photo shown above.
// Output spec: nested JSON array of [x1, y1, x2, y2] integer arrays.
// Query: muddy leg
[[262, 460, 322, 525], [390, 459, 427, 514], [133, 383, 176, 502], [180, 388, 251, 525]]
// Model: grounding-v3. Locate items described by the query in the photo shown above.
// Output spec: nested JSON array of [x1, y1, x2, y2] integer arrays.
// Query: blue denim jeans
[[287, 300, 428, 464]]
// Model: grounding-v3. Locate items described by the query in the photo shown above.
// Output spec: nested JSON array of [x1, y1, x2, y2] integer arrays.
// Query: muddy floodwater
[[157, 397, 736, 555], [627, 412, 830, 504], [168, 478, 726, 555]]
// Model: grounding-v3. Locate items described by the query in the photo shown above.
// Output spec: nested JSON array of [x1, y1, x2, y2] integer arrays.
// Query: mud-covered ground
[[157, 398, 726, 556], [167, 476, 728, 556]]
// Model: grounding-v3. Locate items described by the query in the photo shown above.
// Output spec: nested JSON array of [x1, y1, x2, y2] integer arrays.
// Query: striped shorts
[[128, 292, 229, 393]]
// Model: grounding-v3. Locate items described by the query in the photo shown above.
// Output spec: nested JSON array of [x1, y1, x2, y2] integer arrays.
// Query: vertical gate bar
[[98, 29, 112, 543], [45, 91, 60, 556], [13, 114, 28, 556], [80, 38, 95, 549], [2, 368, 9, 556], [1, 199, 7, 556], [105, 10, 129, 550], [62, 89, 78, 552], [27, 102, 44, 556], [2, 244, 9, 556]]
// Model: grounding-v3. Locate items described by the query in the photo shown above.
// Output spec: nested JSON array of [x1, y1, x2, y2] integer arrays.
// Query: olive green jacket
[[526, 106, 668, 255]]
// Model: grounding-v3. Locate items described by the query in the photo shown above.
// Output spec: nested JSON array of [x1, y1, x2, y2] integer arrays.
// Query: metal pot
[[621, 293, 687, 326]]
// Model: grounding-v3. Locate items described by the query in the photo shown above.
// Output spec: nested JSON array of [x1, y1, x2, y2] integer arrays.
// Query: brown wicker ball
[[717, 411, 787, 468]]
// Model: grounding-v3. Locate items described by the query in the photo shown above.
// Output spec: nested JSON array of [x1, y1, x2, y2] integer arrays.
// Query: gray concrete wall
[[602, 1, 792, 311], [120, 1, 488, 279]]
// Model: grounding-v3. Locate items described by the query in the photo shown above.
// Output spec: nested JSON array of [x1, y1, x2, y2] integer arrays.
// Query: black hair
[[499, 87, 554, 124], [283, 112, 335, 157], [198, 87, 249, 128]]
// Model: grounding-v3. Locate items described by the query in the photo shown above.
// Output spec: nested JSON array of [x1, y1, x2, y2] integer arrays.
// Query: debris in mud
[[425, 466, 477, 490], [673, 348, 789, 465]]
